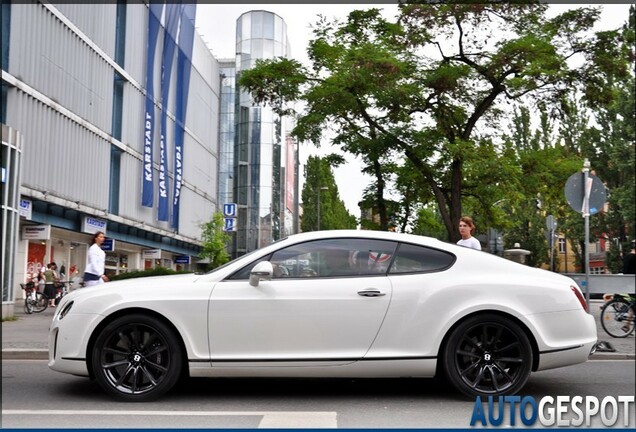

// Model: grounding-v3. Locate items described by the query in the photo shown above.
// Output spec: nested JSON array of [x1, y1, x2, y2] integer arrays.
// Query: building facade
[[1, 3, 222, 316], [232, 10, 298, 256], [1, 5, 300, 317]]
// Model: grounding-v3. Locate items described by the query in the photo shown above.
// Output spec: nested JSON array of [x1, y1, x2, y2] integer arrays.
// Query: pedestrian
[[457, 216, 481, 250], [43, 262, 59, 307], [622, 240, 636, 275], [83, 231, 109, 287]]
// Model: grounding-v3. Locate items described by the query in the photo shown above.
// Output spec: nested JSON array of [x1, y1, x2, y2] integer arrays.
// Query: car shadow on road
[[170, 376, 461, 400]]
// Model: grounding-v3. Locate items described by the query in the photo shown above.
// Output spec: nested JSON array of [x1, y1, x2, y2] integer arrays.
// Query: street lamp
[[317, 186, 328, 231]]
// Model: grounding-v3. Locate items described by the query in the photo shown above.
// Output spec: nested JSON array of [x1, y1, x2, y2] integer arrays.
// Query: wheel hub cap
[[130, 352, 144, 365]]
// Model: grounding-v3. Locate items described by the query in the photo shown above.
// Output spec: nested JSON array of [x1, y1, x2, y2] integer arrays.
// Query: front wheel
[[31, 292, 48, 313], [443, 314, 533, 398], [91, 314, 183, 402], [601, 300, 635, 338]]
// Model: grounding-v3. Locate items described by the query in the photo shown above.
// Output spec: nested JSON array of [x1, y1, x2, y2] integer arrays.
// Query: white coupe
[[48, 230, 597, 401]]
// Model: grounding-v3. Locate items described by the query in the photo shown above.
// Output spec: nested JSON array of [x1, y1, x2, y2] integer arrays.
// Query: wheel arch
[[437, 309, 540, 373], [86, 307, 190, 380]]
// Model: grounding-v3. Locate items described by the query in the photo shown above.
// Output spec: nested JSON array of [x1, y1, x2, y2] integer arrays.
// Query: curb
[[2, 349, 634, 362], [590, 353, 635, 360], [2, 349, 49, 360]]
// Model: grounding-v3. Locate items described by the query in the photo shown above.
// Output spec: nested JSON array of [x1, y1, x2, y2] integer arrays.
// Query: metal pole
[[550, 230, 554, 272], [582, 159, 591, 307], [317, 187, 321, 231]]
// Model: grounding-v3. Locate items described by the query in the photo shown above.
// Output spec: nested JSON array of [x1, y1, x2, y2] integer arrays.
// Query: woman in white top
[[457, 216, 481, 250], [84, 231, 109, 287]]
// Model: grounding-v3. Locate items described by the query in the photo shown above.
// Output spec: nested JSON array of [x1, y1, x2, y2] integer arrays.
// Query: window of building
[[114, 1, 126, 67], [590, 266, 605, 275], [558, 238, 566, 254], [1, 1, 10, 124], [109, 73, 124, 215]]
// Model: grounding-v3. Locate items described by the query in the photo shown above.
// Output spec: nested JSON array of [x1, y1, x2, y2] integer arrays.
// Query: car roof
[[283, 229, 445, 248]]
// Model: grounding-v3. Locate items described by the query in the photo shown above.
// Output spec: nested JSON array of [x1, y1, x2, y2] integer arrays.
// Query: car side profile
[[48, 230, 597, 401]]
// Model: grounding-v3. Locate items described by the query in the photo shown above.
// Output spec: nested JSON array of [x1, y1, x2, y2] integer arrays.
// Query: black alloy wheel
[[91, 314, 183, 402], [443, 314, 532, 398]]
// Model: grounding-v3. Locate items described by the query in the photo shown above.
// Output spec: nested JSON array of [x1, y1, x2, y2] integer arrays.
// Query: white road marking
[[2, 410, 338, 428]]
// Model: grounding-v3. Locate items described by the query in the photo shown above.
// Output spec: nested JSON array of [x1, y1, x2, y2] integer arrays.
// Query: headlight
[[57, 300, 74, 320]]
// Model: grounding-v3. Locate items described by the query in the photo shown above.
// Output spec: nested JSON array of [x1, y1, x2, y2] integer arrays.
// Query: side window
[[269, 238, 397, 279], [389, 243, 455, 274], [227, 255, 271, 280]]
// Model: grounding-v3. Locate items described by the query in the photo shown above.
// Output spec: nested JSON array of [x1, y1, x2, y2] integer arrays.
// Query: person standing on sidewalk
[[43, 262, 59, 306], [83, 231, 109, 287], [457, 216, 481, 250]]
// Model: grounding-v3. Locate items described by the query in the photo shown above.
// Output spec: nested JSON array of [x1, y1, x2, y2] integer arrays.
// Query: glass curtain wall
[[234, 11, 292, 256]]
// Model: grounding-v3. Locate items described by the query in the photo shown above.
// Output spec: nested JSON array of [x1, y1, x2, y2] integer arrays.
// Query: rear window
[[389, 243, 455, 274]]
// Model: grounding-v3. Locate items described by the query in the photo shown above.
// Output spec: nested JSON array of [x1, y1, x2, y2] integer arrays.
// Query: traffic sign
[[223, 217, 237, 232], [565, 173, 606, 215], [223, 203, 237, 218]]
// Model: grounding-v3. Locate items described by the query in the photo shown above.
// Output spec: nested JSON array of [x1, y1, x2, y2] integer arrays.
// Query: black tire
[[24, 298, 33, 314], [31, 292, 49, 313], [601, 300, 635, 338], [91, 314, 183, 402], [443, 314, 533, 398]]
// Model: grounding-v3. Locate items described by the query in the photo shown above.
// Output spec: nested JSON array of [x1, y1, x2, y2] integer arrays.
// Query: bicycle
[[600, 293, 636, 338], [53, 281, 71, 305], [21, 283, 49, 314]]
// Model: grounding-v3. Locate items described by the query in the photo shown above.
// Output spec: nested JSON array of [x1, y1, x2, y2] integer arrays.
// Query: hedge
[[109, 267, 193, 282]]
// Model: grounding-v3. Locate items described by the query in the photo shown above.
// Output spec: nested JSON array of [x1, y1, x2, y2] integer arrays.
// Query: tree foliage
[[240, 4, 628, 243], [301, 156, 357, 232], [199, 212, 231, 270]]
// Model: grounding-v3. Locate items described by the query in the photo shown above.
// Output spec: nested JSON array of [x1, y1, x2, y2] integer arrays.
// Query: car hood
[[61, 273, 203, 305]]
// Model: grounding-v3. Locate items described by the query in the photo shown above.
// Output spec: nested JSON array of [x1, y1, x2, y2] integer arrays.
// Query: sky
[[194, 3, 631, 217]]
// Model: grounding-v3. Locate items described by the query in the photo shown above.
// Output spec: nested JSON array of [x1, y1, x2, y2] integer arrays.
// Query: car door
[[208, 238, 397, 364]]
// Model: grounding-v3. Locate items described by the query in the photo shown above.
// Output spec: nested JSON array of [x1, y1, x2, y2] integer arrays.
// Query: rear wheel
[[601, 300, 635, 338], [443, 314, 532, 398], [91, 314, 183, 402]]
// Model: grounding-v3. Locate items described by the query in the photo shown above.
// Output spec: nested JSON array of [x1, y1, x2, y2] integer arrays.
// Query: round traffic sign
[[564, 173, 606, 215]]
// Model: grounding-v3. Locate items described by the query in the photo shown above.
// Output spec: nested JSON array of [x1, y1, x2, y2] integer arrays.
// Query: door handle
[[357, 289, 386, 297]]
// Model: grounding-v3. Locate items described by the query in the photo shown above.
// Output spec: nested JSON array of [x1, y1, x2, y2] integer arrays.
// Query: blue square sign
[[223, 217, 237, 232], [223, 203, 237, 218]]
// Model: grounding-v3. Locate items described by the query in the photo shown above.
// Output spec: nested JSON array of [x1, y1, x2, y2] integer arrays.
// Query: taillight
[[571, 285, 589, 312]]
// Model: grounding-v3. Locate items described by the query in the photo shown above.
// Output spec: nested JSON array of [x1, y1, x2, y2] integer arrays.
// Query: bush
[[109, 267, 192, 282]]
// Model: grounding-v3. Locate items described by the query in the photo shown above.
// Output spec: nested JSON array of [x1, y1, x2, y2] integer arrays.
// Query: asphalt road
[[2, 359, 634, 428]]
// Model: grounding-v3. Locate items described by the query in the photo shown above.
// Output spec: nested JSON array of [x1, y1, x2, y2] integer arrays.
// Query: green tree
[[240, 4, 624, 242], [199, 212, 231, 270], [580, 6, 636, 272], [301, 155, 357, 232]]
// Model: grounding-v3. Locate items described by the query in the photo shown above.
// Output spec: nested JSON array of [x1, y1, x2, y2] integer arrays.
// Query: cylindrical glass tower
[[234, 11, 294, 256]]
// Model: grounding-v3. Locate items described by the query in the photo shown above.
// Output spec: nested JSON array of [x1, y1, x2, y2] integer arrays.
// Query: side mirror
[[249, 261, 273, 287]]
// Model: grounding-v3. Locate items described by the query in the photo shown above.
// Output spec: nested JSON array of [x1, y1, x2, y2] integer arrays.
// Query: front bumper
[[48, 311, 104, 377]]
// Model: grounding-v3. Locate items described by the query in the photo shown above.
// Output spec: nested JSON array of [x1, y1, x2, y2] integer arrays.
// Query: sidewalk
[[2, 300, 634, 360]]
